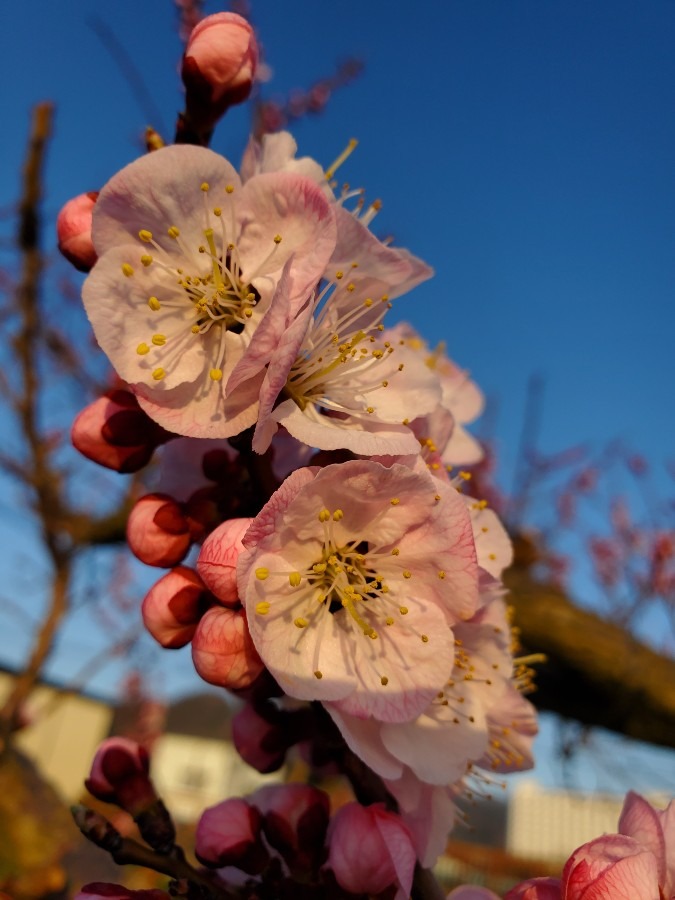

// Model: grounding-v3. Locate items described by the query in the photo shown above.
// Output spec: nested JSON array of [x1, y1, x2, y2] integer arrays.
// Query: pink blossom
[[191, 606, 264, 690], [197, 517, 253, 606], [71, 388, 170, 473], [83, 145, 337, 437], [57, 191, 98, 272], [618, 790, 675, 897], [240, 131, 327, 187], [126, 493, 192, 567], [238, 459, 479, 722], [195, 797, 268, 874], [504, 878, 562, 899], [182, 13, 258, 129], [326, 803, 415, 900], [85, 738, 157, 816], [141, 566, 211, 648], [251, 783, 330, 872]]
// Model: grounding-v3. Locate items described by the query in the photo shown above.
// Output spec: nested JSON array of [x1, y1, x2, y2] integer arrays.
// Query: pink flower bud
[[57, 191, 98, 272], [75, 885, 169, 900], [195, 797, 268, 873], [85, 738, 157, 816], [141, 566, 211, 648], [71, 389, 169, 473], [182, 12, 258, 132], [232, 702, 287, 774], [562, 834, 660, 900], [191, 606, 264, 690], [327, 803, 415, 900], [197, 517, 252, 606], [126, 493, 192, 567], [252, 784, 330, 872]]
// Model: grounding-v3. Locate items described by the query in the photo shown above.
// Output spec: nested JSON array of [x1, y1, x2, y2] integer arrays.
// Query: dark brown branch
[[505, 533, 675, 749]]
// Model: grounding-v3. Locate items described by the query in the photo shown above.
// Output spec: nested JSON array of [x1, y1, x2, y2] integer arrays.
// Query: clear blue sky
[[0, 0, 673, 792]]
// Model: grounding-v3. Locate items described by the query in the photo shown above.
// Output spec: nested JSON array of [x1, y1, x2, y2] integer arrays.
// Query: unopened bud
[[57, 192, 98, 272], [197, 517, 252, 606], [142, 566, 211, 649], [85, 738, 157, 815], [232, 702, 287, 774], [191, 606, 264, 691], [127, 493, 191, 567], [252, 784, 330, 873], [195, 797, 268, 874], [71, 389, 170, 473], [74, 885, 169, 900], [181, 12, 258, 134]]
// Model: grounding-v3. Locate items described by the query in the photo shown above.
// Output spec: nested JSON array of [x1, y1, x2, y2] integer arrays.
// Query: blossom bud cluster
[[71, 11, 538, 892]]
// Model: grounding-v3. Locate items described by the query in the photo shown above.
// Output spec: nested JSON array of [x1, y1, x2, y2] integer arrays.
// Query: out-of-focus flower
[[57, 191, 98, 272], [232, 702, 288, 774], [182, 12, 258, 134], [326, 802, 415, 900], [197, 517, 252, 605], [83, 145, 337, 437], [191, 605, 264, 690], [195, 796, 268, 873], [503, 878, 561, 899], [447, 888, 502, 900], [126, 493, 192, 567], [238, 459, 479, 722], [141, 566, 211, 648], [85, 738, 157, 816], [251, 783, 330, 873], [74, 885, 169, 900], [71, 388, 170, 473]]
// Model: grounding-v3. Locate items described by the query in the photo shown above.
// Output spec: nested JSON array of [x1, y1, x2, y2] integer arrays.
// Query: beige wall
[[0, 672, 114, 801]]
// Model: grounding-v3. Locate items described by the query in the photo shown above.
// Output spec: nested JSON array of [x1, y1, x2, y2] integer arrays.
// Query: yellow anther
[[255, 567, 270, 580], [314, 670, 323, 679], [481, 526, 489, 533], [421, 634, 429, 643], [363, 298, 373, 307], [140, 254, 153, 267], [459, 471, 472, 481], [489, 553, 497, 560], [385, 616, 395, 626], [399, 606, 409, 615], [191, 324, 201, 334], [381, 294, 389, 302], [210, 368, 223, 381], [121, 263, 134, 277], [138, 229, 153, 242], [398, 363, 405, 371], [225, 184, 235, 194], [256, 601, 270, 615], [148, 296, 161, 311], [435, 494, 441, 502], [402, 418, 410, 425], [333, 509, 344, 521], [366, 406, 375, 414], [152, 367, 165, 381], [391, 548, 400, 556], [380, 676, 389, 686], [152, 334, 167, 346], [273, 234, 282, 244], [335, 271, 344, 280], [313, 562, 327, 574], [318, 508, 331, 522], [382, 380, 389, 387], [368, 631, 378, 640], [390, 498, 400, 506], [244, 308, 253, 318], [213, 207, 222, 216], [136, 343, 150, 355], [289, 572, 302, 587], [347, 283, 355, 292], [201, 182, 210, 192], [438, 570, 446, 579], [294, 617, 309, 629], [403, 570, 412, 579], [168, 226, 180, 238]]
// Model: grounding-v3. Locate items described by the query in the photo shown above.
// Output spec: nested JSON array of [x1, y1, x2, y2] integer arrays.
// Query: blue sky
[[0, 1, 673, 791]]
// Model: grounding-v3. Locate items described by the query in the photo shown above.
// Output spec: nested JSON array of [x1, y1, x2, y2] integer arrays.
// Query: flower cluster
[[66, 10, 539, 897]]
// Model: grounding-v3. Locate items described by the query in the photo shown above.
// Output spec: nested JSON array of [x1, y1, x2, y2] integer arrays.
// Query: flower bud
[[85, 738, 156, 815], [503, 880, 561, 900], [195, 797, 268, 874], [252, 784, 330, 873], [561, 834, 660, 900], [326, 803, 415, 899], [181, 12, 258, 134], [126, 493, 192, 567], [231, 702, 287, 774], [71, 389, 169, 473], [141, 566, 211, 648], [57, 191, 98, 272], [197, 517, 252, 606], [191, 606, 264, 690], [75, 885, 169, 900]]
